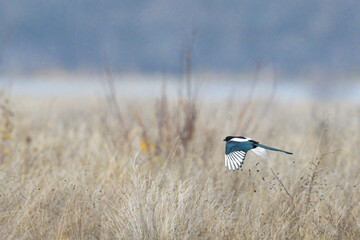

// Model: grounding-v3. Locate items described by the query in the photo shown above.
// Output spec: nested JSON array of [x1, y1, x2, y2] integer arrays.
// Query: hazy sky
[[0, 1, 359, 75]]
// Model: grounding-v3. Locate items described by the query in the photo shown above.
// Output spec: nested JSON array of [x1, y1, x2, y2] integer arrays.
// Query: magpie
[[223, 136, 293, 170]]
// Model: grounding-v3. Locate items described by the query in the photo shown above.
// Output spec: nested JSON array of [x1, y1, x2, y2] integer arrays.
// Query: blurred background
[[0, 0, 359, 100], [2, 2, 360, 238]]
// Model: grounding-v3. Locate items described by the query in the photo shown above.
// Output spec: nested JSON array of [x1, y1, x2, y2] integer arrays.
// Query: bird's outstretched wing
[[251, 146, 269, 159], [225, 141, 254, 170], [225, 150, 247, 170]]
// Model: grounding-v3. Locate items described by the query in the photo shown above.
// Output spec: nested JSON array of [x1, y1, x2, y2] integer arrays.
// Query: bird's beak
[[223, 138, 226, 141]]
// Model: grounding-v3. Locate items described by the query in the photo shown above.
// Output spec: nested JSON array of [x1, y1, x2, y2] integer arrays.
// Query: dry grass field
[[0, 82, 359, 239]]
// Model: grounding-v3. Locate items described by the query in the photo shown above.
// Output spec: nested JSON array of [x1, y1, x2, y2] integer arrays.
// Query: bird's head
[[223, 136, 247, 142], [223, 136, 235, 142]]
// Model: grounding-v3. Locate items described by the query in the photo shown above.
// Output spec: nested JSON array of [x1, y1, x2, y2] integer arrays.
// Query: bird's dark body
[[225, 141, 255, 154]]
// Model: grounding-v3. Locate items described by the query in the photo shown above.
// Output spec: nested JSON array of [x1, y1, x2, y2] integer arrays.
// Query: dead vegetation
[[0, 81, 359, 239]]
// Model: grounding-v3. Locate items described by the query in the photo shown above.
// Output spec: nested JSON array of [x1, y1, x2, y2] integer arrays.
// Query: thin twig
[[271, 168, 294, 202]]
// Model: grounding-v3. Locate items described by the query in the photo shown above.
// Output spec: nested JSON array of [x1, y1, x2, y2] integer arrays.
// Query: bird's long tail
[[255, 144, 293, 155]]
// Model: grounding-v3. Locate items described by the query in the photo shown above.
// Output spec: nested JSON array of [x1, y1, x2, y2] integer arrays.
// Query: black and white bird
[[223, 136, 293, 170]]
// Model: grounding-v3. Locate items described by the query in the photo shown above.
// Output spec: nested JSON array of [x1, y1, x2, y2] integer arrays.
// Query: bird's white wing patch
[[230, 137, 251, 142], [251, 147, 268, 159], [225, 151, 246, 170]]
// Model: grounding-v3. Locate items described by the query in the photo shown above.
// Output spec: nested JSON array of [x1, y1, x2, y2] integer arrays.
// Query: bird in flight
[[223, 136, 293, 170]]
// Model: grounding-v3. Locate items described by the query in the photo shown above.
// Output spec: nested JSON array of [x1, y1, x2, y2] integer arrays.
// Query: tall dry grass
[[0, 82, 359, 239]]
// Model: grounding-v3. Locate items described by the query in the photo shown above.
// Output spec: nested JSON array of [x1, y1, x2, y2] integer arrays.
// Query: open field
[[0, 83, 359, 239]]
